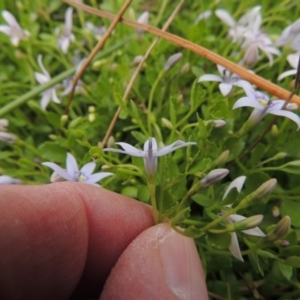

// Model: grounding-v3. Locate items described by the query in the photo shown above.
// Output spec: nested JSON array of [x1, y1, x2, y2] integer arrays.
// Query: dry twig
[[63, 0, 300, 104]]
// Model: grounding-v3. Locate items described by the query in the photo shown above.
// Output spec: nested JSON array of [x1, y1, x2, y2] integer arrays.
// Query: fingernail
[[159, 229, 208, 300]]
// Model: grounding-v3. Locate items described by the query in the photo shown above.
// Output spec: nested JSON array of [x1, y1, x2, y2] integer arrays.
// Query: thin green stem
[[0, 37, 131, 117], [148, 180, 159, 224], [147, 70, 165, 135]]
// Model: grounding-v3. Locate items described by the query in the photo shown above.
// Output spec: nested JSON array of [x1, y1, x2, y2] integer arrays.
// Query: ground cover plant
[[1, 0, 300, 299]]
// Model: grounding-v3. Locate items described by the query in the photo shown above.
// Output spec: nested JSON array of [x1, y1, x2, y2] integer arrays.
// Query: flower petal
[[85, 172, 113, 184], [219, 82, 233, 96], [0, 25, 11, 35], [233, 97, 264, 110], [40, 92, 51, 110], [278, 69, 297, 81], [198, 74, 222, 83], [215, 9, 235, 27], [228, 214, 246, 222], [0, 175, 21, 185], [42, 162, 74, 181], [37, 55, 50, 78], [113, 142, 145, 156], [229, 232, 244, 261], [59, 37, 70, 53], [222, 176, 246, 200], [267, 109, 300, 130], [66, 153, 79, 175], [80, 162, 96, 176], [34, 72, 49, 84], [65, 7, 73, 31], [2, 10, 19, 28], [144, 137, 158, 151], [242, 227, 265, 236], [156, 141, 196, 156], [287, 52, 299, 69], [51, 89, 61, 104]]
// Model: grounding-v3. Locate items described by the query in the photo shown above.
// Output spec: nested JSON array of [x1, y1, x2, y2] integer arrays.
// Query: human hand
[[0, 182, 208, 300]]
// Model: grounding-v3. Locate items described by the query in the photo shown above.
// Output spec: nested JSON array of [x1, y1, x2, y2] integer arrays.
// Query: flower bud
[[88, 106, 95, 113], [0, 118, 9, 131], [239, 179, 277, 207], [243, 44, 259, 66], [132, 55, 144, 66], [271, 124, 279, 136], [266, 216, 290, 242], [0, 132, 16, 143], [213, 120, 227, 128], [164, 52, 182, 71], [181, 62, 190, 74], [49, 134, 57, 140], [227, 215, 263, 232], [161, 118, 173, 129], [136, 11, 149, 36], [212, 150, 230, 166], [61, 114, 68, 125], [280, 240, 290, 247], [272, 205, 280, 217], [201, 168, 229, 187], [107, 136, 115, 147], [88, 113, 96, 122], [50, 171, 65, 183]]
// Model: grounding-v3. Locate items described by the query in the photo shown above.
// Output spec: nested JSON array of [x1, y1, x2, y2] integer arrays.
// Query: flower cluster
[[216, 6, 280, 66]]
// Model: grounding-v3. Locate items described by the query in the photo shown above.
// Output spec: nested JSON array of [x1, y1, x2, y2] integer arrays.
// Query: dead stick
[[63, 0, 300, 104], [100, 0, 185, 148], [64, 0, 132, 114]]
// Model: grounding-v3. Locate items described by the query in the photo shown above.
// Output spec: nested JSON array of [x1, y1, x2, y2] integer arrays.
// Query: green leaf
[[281, 246, 300, 256], [206, 232, 231, 249], [131, 131, 147, 143], [281, 201, 300, 227], [192, 194, 213, 207], [46, 112, 61, 129], [285, 256, 300, 268], [121, 186, 138, 198], [138, 185, 150, 202], [277, 262, 293, 280], [38, 141, 66, 163]]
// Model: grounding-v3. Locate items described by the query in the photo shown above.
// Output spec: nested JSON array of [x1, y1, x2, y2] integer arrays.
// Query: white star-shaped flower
[[42, 153, 113, 186], [198, 65, 244, 96], [103, 137, 196, 177], [222, 176, 265, 261], [55, 7, 75, 53], [233, 82, 300, 129], [34, 55, 60, 110], [0, 10, 29, 46]]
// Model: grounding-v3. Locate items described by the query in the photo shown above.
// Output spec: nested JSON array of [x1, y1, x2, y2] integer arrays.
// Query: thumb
[[100, 223, 208, 300]]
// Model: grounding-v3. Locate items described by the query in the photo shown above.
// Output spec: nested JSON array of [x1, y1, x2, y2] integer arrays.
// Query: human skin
[[0, 182, 208, 300]]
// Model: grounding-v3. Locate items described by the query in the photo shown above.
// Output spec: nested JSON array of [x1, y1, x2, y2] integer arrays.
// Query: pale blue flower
[[55, 7, 75, 53], [34, 55, 60, 110], [198, 65, 244, 96], [222, 176, 265, 261], [233, 82, 300, 129], [0, 10, 29, 46], [42, 153, 113, 186], [103, 137, 196, 177], [0, 175, 21, 185], [278, 52, 299, 81]]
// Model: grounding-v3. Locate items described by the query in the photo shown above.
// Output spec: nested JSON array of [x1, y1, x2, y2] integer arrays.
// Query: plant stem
[[148, 180, 159, 224]]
